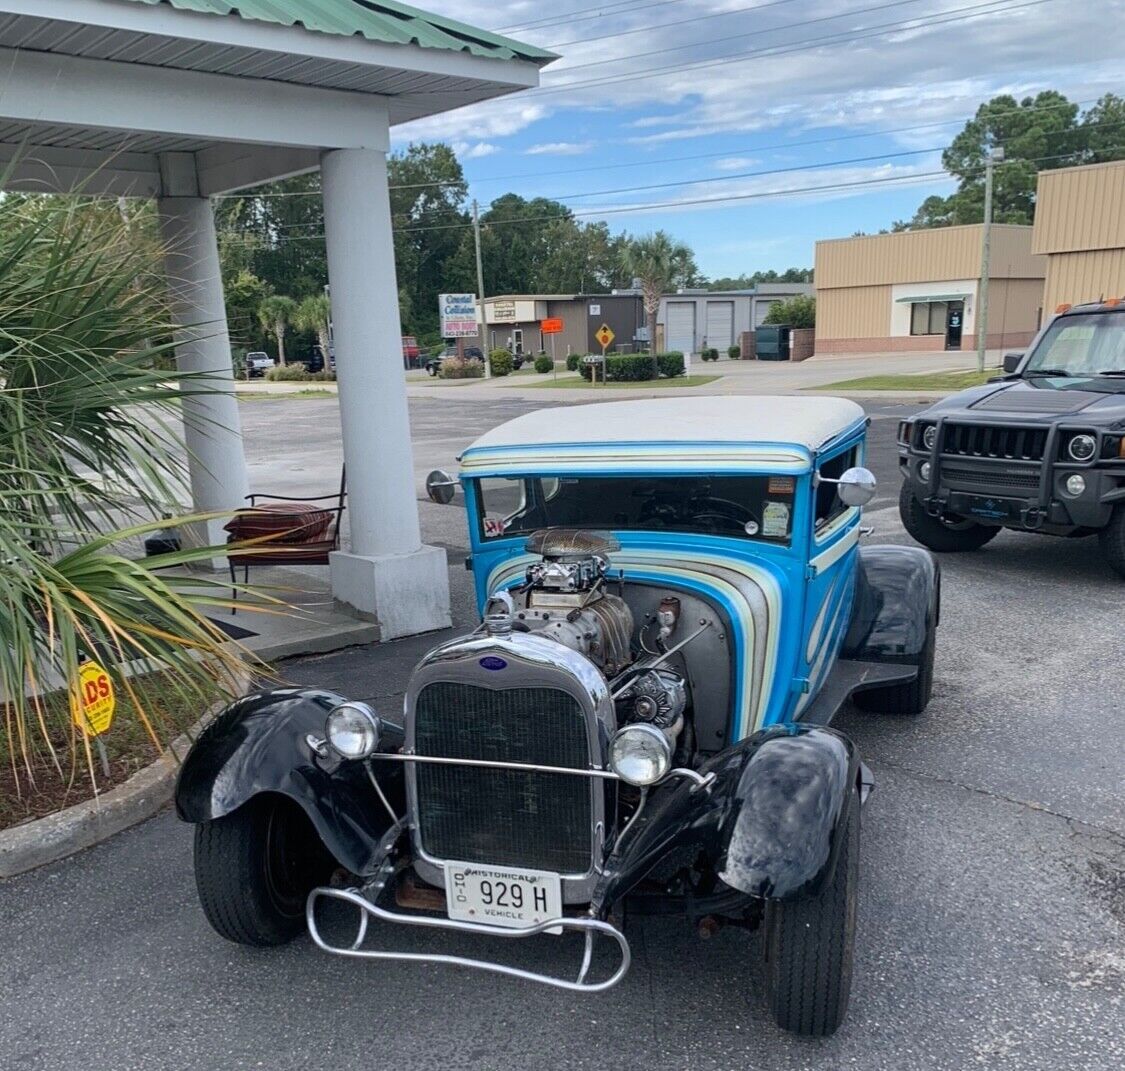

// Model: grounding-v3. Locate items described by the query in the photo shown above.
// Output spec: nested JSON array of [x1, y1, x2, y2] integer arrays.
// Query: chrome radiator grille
[[413, 682, 593, 875]]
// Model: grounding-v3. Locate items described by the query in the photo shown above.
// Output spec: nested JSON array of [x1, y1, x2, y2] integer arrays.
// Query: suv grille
[[942, 465, 1041, 490], [941, 423, 1047, 461], [414, 682, 592, 875]]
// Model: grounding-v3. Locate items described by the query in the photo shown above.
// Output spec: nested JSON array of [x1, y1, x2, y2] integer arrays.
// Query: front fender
[[174, 688, 403, 877], [843, 544, 939, 663], [592, 725, 858, 911]]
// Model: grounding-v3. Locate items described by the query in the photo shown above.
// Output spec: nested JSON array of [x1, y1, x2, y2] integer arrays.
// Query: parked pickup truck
[[898, 297, 1125, 576]]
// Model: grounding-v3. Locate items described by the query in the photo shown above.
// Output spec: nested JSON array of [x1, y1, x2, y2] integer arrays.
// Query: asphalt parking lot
[[2, 394, 1123, 1071]]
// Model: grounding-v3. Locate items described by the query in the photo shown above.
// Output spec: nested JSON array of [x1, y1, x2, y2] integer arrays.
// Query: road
[[2, 395, 1123, 1071]]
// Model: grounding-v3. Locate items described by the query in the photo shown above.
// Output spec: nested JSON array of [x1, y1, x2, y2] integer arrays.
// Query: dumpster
[[755, 324, 790, 361]]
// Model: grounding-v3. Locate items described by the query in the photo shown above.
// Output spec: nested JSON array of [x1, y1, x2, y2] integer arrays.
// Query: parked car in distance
[[244, 351, 273, 378], [426, 344, 484, 376], [898, 297, 1125, 576], [402, 335, 421, 369], [175, 396, 940, 1037]]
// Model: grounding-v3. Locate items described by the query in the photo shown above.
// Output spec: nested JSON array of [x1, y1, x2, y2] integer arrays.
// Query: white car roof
[[468, 397, 864, 452]]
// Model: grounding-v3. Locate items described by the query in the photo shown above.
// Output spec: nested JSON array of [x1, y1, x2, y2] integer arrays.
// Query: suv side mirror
[[1002, 352, 1023, 374], [817, 467, 877, 507], [425, 469, 457, 505]]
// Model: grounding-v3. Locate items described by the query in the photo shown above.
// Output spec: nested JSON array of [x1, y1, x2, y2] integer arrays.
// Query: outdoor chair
[[224, 467, 346, 613]]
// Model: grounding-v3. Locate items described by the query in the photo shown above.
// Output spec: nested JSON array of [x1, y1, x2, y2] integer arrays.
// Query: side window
[[815, 447, 860, 533]]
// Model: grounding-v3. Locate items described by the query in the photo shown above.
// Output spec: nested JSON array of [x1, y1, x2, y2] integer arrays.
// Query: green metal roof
[[120, 0, 556, 64]]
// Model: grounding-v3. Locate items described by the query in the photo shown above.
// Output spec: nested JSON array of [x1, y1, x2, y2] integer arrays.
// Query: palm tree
[[258, 294, 297, 366], [0, 194, 255, 785], [620, 231, 694, 375], [294, 293, 331, 366]]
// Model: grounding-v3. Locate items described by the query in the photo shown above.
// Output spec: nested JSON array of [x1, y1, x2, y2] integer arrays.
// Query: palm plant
[[294, 293, 332, 365], [258, 294, 297, 366], [620, 231, 693, 376], [0, 195, 256, 795]]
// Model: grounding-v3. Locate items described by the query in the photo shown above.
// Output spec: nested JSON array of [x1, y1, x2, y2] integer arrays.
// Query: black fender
[[842, 544, 940, 664], [592, 725, 860, 912], [174, 688, 404, 877]]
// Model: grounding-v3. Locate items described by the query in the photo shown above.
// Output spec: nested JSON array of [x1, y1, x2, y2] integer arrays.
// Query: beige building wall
[[815, 224, 1045, 355], [1034, 161, 1125, 311]]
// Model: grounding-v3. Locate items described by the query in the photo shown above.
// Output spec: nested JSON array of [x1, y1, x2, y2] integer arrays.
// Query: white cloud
[[713, 157, 760, 171], [454, 141, 501, 159], [525, 141, 593, 155]]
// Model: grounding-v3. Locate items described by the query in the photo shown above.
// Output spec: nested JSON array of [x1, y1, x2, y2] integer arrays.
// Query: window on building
[[910, 301, 948, 336]]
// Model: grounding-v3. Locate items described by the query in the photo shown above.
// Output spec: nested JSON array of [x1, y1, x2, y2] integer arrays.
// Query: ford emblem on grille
[[479, 656, 507, 671]]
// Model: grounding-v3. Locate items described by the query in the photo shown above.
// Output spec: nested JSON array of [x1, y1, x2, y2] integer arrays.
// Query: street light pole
[[473, 198, 490, 379], [976, 145, 1004, 374]]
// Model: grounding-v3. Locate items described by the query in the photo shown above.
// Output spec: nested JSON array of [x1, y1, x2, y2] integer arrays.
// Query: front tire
[[899, 481, 999, 552], [762, 787, 859, 1037], [853, 622, 936, 715], [1098, 504, 1125, 579], [193, 796, 334, 947]]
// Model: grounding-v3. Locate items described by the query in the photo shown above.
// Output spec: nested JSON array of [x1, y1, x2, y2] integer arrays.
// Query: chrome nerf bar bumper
[[306, 885, 631, 993]]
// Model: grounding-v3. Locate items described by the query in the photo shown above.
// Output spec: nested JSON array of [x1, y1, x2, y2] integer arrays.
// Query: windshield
[[475, 474, 797, 545], [1024, 313, 1125, 377]]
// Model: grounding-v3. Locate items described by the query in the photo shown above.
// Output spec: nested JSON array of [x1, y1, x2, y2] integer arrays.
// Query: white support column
[[320, 147, 451, 639], [157, 193, 249, 550]]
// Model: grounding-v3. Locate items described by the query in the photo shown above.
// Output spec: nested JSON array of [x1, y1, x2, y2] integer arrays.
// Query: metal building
[[658, 285, 814, 355]]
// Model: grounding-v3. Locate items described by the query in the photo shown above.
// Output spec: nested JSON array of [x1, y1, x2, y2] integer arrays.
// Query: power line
[[494, 0, 680, 34], [519, 0, 1057, 97], [545, 0, 806, 50], [212, 95, 1098, 200]]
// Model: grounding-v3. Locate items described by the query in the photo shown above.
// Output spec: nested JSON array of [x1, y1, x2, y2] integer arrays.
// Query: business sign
[[541, 318, 564, 334], [588, 303, 601, 317], [491, 300, 518, 322], [72, 660, 116, 736], [439, 293, 479, 338]]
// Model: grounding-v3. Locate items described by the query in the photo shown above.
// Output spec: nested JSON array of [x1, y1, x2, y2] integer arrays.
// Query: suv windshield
[[1024, 312, 1125, 378], [476, 474, 797, 545]]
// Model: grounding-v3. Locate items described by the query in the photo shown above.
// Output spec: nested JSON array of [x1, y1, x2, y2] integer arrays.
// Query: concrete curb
[[0, 619, 379, 880]]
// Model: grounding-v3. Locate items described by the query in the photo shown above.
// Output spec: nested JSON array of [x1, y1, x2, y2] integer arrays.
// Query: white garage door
[[754, 300, 777, 327], [704, 301, 734, 350], [665, 301, 696, 354]]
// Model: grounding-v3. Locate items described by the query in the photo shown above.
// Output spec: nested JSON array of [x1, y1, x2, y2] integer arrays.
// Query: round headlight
[[922, 425, 938, 451], [920, 461, 932, 481], [1065, 474, 1086, 497], [325, 702, 381, 760], [1067, 434, 1096, 461], [609, 724, 672, 787]]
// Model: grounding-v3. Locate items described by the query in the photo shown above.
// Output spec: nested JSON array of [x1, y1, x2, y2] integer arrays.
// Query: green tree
[[1082, 93, 1125, 164], [258, 294, 297, 365], [763, 294, 816, 328], [294, 293, 331, 361], [0, 195, 253, 780], [224, 269, 270, 350], [708, 268, 813, 289], [620, 231, 696, 374]]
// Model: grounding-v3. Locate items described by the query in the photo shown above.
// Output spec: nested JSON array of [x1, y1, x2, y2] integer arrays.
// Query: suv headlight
[[922, 425, 938, 451], [325, 702, 381, 760], [1067, 434, 1096, 462], [609, 724, 672, 786]]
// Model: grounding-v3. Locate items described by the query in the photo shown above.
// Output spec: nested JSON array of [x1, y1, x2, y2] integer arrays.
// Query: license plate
[[444, 862, 562, 931], [961, 494, 1020, 520]]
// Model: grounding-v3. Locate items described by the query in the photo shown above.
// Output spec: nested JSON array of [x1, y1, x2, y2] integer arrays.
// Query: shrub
[[566, 353, 581, 372], [728, 344, 741, 360], [489, 350, 513, 377], [308, 369, 336, 382], [655, 351, 686, 378], [701, 347, 720, 362], [578, 352, 685, 382], [763, 294, 816, 328], [439, 356, 484, 379], [265, 364, 312, 382], [534, 354, 554, 374]]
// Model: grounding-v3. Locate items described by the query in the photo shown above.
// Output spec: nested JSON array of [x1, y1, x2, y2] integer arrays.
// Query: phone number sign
[[439, 293, 480, 338], [72, 660, 116, 736]]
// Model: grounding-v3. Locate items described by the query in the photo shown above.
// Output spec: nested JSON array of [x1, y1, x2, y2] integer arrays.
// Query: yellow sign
[[73, 660, 116, 736], [595, 324, 615, 351]]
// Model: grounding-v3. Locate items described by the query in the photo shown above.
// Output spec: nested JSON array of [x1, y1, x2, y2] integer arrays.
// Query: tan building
[[1033, 160, 1125, 312], [814, 224, 1046, 355]]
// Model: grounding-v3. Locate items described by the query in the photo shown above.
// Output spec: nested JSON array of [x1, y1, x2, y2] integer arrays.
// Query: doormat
[[207, 617, 258, 641]]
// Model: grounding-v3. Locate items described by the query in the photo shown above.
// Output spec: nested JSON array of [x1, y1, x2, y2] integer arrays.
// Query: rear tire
[[762, 787, 860, 1037], [193, 796, 333, 947], [853, 623, 936, 715], [899, 481, 999, 553], [1098, 505, 1125, 579]]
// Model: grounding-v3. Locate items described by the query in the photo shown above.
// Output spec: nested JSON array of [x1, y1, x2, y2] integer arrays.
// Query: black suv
[[898, 299, 1125, 576]]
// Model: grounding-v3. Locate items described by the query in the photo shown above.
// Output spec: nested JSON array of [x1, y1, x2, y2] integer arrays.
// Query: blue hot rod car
[[176, 396, 939, 1037]]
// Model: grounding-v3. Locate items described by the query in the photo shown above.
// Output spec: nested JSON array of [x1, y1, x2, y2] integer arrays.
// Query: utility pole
[[976, 145, 1004, 374], [473, 199, 490, 379]]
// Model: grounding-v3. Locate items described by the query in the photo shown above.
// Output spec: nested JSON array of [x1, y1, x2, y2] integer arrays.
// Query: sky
[[391, 0, 1124, 280]]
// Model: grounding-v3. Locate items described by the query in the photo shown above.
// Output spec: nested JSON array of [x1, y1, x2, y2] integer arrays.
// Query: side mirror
[[425, 469, 457, 505], [817, 466, 877, 507], [1002, 352, 1023, 374]]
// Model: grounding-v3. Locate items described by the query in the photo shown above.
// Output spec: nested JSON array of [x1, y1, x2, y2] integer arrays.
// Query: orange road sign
[[541, 317, 564, 334]]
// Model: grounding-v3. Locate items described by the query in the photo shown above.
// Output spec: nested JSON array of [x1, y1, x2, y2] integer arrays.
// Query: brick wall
[[790, 328, 815, 361]]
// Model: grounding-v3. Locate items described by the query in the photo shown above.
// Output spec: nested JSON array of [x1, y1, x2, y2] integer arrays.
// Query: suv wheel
[[899, 482, 999, 553], [1098, 504, 1125, 578]]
